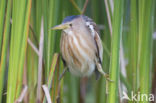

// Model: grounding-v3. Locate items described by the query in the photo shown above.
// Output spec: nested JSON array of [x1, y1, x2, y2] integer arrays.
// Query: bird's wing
[[83, 16, 103, 63], [94, 31, 103, 80], [82, 16, 103, 80], [94, 31, 103, 63]]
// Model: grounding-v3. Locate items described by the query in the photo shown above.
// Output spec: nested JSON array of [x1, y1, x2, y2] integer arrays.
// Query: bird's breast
[[60, 31, 97, 77]]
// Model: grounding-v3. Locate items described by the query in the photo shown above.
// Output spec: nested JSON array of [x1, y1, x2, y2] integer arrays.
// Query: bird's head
[[51, 15, 81, 31], [51, 15, 97, 36]]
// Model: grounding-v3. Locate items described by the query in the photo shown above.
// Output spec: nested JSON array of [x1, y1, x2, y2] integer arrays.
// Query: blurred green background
[[0, 0, 156, 103]]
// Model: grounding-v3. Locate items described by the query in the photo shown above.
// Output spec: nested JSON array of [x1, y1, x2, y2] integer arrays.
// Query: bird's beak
[[51, 23, 69, 30]]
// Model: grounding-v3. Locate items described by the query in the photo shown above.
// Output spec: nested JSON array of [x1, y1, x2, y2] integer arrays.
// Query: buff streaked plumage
[[52, 15, 111, 81]]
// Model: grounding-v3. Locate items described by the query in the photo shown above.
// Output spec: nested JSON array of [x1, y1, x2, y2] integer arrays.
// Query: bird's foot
[[103, 74, 114, 82], [96, 62, 114, 82]]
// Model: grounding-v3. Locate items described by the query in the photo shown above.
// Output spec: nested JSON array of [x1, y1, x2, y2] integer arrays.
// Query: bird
[[51, 15, 111, 81]]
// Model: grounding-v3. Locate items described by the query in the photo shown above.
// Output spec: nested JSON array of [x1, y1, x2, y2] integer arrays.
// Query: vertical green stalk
[[91, 0, 100, 22], [16, 0, 32, 98], [99, 0, 112, 102], [44, 0, 56, 79], [35, 0, 42, 39], [7, 0, 32, 102], [0, 0, 11, 102], [138, 0, 154, 103], [53, 0, 62, 52], [108, 0, 124, 102], [59, 61, 64, 103], [43, 0, 49, 78], [0, 0, 7, 55], [129, 0, 138, 93]]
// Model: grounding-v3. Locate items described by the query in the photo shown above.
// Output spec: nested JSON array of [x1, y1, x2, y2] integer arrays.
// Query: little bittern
[[52, 15, 110, 81]]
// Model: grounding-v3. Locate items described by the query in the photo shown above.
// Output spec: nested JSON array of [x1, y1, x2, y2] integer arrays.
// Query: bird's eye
[[69, 24, 72, 27]]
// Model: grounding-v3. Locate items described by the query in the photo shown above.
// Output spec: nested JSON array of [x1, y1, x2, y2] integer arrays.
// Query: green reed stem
[[7, 0, 31, 102], [108, 0, 124, 102], [0, 0, 11, 102], [138, 0, 154, 102], [129, 0, 138, 93], [0, 0, 7, 55]]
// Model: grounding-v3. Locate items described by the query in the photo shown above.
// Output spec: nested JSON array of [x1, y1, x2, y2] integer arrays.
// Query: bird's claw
[[104, 74, 114, 82]]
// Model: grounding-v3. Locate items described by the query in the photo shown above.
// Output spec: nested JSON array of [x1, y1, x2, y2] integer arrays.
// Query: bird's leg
[[59, 56, 68, 81], [96, 62, 113, 82], [59, 66, 68, 81], [57, 66, 68, 103], [96, 62, 113, 94]]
